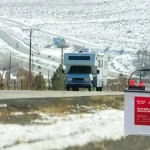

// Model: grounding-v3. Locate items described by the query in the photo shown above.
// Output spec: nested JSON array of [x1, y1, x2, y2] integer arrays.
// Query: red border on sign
[[134, 96, 150, 126]]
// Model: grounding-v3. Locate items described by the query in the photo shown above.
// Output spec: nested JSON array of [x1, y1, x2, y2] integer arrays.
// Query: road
[[0, 17, 130, 78], [0, 51, 54, 77], [0, 28, 59, 76], [0, 17, 102, 49], [0, 90, 123, 100]]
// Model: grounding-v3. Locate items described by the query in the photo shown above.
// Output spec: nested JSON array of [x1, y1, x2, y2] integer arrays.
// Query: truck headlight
[[84, 78, 90, 81], [67, 78, 72, 81]]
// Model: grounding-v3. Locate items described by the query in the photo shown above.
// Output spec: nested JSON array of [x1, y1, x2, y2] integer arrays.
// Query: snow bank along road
[[0, 90, 123, 100]]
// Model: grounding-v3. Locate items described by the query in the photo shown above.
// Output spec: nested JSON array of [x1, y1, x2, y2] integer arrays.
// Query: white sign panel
[[124, 91, 150, 136]]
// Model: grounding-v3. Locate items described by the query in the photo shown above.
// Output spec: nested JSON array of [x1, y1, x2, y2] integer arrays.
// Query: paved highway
[[0, 51, 54, 77], [0, 90, 123, 100], [0, 17, 130, 78], [0, 17, 102, 49], [0, 28, 59, 77]]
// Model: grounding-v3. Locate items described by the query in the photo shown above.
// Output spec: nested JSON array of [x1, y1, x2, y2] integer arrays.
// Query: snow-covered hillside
[[0, 0, 149, 76], [0, 0, 149, 50]]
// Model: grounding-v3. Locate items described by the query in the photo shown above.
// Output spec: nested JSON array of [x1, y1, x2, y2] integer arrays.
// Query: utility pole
[[31, 54, 33, 73], [29, 29, 32, 90], [9, 54, 11, 81], [48, 70, 50, 90], [31, 54, 33, 89], [61, 47, 63, 67], [55, 38, 68, 68], [8, 54, 11, 90]]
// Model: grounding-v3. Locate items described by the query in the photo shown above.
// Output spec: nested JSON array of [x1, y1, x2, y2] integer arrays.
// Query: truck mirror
[[97, 70, 100, 74]]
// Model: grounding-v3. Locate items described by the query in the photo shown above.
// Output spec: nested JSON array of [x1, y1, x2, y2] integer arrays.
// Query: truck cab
[[64, 50, 107, 91]]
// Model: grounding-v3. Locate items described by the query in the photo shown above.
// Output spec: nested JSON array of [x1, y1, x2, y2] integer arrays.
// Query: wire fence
[[0, 77, 130, 91]]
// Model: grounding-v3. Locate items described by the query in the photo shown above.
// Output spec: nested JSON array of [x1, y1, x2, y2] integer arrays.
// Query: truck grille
[[72, 78, 84, 81]]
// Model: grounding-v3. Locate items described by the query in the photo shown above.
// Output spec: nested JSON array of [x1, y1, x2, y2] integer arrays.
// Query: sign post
[[53, 38, 69, 67]]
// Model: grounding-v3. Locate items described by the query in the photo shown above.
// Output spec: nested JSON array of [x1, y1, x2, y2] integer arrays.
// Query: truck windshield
[[69, 66, 91, 74]]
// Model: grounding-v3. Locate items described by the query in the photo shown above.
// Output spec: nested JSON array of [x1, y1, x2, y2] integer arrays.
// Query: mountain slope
[[0, 0, 149, 76], [0, 0, 149, 51]]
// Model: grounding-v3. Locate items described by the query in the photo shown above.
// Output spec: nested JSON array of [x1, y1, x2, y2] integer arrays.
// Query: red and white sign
[[125, 93, 150, 136], [134, 96, 150, 126]]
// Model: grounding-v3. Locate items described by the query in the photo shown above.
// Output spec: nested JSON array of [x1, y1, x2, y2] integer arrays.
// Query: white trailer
[[64, 50, 107, 91]]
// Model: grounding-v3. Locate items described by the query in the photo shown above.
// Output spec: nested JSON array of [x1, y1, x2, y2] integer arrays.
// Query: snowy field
[[0, 110, 123, 150], [0, 0, 150, 51], [0, 0, 149, 76], [0, 0, 148, 149]]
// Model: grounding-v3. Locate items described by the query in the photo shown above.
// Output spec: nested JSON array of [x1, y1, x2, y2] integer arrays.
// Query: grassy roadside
[[65, 135, 150, 150], [1, 96, 149, 150], [0, 95, 123, 124]]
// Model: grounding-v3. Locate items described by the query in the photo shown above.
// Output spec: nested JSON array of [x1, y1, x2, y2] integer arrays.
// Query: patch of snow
[[0, 104, 7, 108], [0, 0, 149, 76], [0, 110, 124, 150], [10, 112, 24, 116]]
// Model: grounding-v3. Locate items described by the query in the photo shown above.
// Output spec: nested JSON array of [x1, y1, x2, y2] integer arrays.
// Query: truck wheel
[[66, 87, 70, 91], [96, 87, 102, 91], [72, 88, 76, 91], [88, 87, 92, 91], [76, 88, 79, 91], [99, 87, 102, 91], [73, 88, 79, 91]]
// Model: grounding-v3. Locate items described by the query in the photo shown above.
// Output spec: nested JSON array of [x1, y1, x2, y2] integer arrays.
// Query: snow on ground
[[0, 0, 149, 76], [0, 110, 124, 150], [10, 112, 24, 116], [108, 54, 136, 74], [0, 104, 7, 108], [0, 70, 17, 80], [0, 35, 59, 77]]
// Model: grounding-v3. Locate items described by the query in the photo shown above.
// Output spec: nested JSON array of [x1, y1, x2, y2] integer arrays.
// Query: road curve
[[0, 17, 125, 78], [0, 28, 57, 76], [0, 90, 123, 100], [0, 17, 102, 49], [0, 17, 129, 78]]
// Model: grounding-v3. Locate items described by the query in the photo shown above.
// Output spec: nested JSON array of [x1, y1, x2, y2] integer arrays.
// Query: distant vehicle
[[48, 55, 51, 58], [37, 66, 41, 69], [51, 65, 56, 69], [64, 49, 108, 91], [36, 60, 39, 62], [52, 58, 55, 60], [32, 64, 35, 67], [37, 52, 40, 55]]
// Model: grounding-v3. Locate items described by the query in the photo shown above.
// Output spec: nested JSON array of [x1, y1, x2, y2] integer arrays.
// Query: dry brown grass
[[0, 95, 123, 124], [40, 102, 69, 114], [65, 135, 150, 150], [106, 77, 128, 91], [91, 96, 123, 109]]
